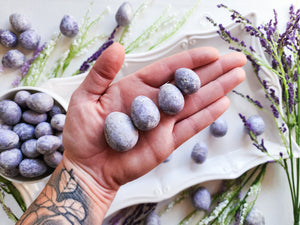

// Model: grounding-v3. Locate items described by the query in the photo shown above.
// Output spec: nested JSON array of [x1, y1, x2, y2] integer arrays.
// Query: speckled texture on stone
[[0, 100, 22, 125], [0, 129, 19, 150], [105, 112, 139, 151], [60, 15, 79, 37], [115, 2, 133, 27], [1, 49, 25, 69], [131, 95, 160, 131], [26, 92, 54, 113], [158, 83, 184, 115], [19, 158, 47, 178], [175, 68, 201, 95]]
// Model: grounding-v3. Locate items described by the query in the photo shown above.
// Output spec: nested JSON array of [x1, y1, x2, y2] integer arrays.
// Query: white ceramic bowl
[[0, 86, 68, 183]]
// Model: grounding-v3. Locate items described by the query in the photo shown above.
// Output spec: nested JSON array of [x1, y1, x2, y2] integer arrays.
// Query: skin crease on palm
[[62, 42, 247, 195]]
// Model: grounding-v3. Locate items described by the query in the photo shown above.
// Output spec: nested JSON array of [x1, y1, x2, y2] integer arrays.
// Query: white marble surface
[[0, 0, 297, 224]]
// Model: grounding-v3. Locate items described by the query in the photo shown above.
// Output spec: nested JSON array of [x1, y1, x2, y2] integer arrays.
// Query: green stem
[[148, 0, 201, 50], [198, 165, 263, 225], [0, 190, 18, 222], [0, 176, 26, 213], [179, 209, 197, 225], [284, 159, 296, 205], [124, 6, 171, 53], [296, 58, 300, 211], [289, 128, 297, 201]]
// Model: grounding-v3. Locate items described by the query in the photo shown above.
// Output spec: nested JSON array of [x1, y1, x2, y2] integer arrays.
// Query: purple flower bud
[[270, 104, 279, 118], [269, 88, 279, 104], [288, 81, 295, 113], [279, 152, 283, 158]]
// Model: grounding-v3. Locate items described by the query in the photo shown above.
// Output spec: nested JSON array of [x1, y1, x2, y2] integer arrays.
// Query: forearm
[[17, 157, 117, 224]]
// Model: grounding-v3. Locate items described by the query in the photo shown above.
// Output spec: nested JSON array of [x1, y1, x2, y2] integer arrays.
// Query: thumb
[[77, 42, 125, 97]]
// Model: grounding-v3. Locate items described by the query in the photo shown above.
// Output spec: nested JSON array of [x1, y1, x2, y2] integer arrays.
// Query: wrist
[[61, 155, 118, 221], [17, 157, 117, 224]]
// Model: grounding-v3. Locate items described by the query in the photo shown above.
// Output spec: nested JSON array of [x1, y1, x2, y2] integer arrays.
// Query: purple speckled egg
[[60, 15, 79, 38], [210, 117, 228, 137], [115, 2, 133, 27], [0, 148, 22, 169], [104, 112, 138, 152], [22, 110, 47, 125], [0, 100, 22, 125], [131, 96, 160, 131], [158, 83, 184, 115], [246, 115, 265, 136], [175, 68, 201, 95], [0, 30, 18, 48], [192, 186, 211, 211], [19, 158, 47, 178], [191, 142, 208, 164], [50, 114, 65, 131], [0, 129, 19, 150], [9, 13, 31, 33], [19, 30, 40, 50], [21, 139, 40, 158], [26, 92, 54, 113], [2, 49, 25, 69], [35, 122, 53, 138], [43, 151, 63, 168], [13, 122, 35, 141], [36, 135, 62, 155], [14, 90, 31, 108]]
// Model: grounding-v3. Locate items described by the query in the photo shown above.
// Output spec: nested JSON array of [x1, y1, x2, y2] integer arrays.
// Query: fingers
[[195, 52, 247, 86], [136, 47, 219, 87], [172, 96, 230, 148], [76, 42, 125, 99], [175, 67, 245, 122]]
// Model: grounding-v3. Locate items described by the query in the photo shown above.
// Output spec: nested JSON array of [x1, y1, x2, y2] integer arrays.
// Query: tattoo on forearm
[[17, 168, 90, 225]]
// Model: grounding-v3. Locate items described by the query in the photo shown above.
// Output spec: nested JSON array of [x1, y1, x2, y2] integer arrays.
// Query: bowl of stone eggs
[[0, 86, 67, 182]]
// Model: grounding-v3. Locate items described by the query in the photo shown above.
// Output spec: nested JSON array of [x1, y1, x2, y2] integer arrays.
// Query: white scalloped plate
[[13, 13, 300, 217]]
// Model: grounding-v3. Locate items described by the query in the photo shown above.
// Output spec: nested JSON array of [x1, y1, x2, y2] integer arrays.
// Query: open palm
[[62, 43, 246, 191]]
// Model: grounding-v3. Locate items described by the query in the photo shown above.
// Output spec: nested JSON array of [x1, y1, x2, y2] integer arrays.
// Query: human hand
[[62, 42, 246, 192]]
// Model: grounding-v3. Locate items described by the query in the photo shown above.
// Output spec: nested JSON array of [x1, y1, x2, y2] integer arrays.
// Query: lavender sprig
[[108, 203, 156, 225], [74, 25, 119, 75], [12, 43, 46, 87], [20, 43, 46, 77], [232, 90, 263, 109], [209, 4, 300, 224], [122, 203, 156, 225], [20, 34, 60, 86]]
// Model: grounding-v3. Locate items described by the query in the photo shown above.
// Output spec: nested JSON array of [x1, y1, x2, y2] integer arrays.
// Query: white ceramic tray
[[13, 13, 300, 217]]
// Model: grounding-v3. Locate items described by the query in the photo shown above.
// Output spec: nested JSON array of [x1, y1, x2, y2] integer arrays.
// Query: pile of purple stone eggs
[[0, 2, 133, 70], [0, 13, 40, 69], [0, 89, 66, 180], [0, 13, 79, 70]]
